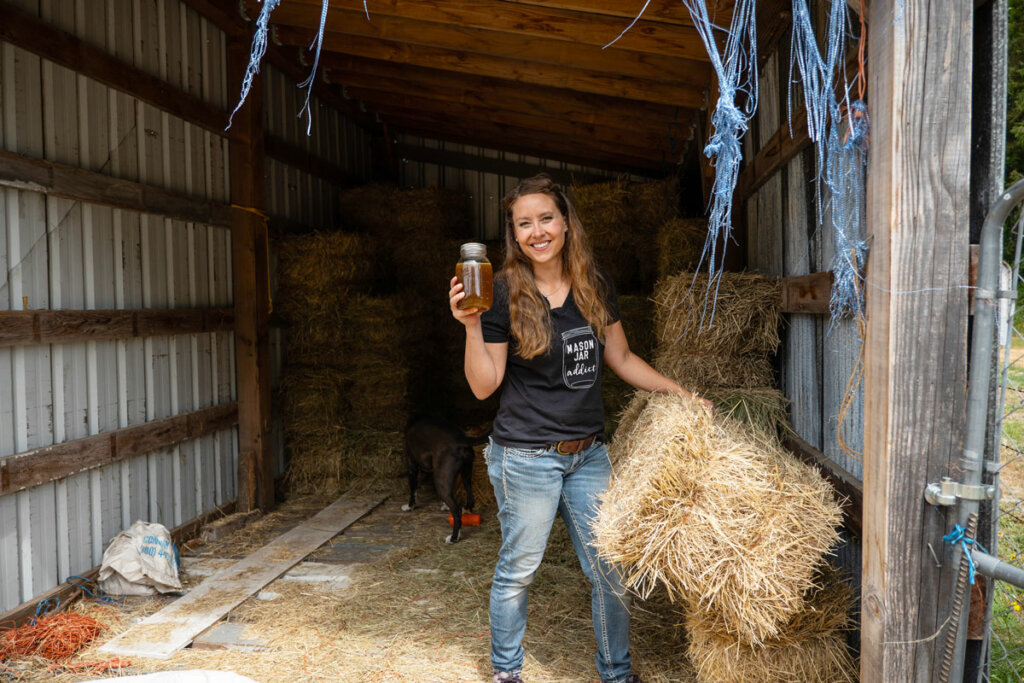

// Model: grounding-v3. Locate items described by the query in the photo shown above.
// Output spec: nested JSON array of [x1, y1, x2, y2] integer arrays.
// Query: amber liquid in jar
[[456, 260, 493, 311]]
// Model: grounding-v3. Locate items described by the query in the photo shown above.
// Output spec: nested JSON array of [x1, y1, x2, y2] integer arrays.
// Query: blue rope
[[681, 0, 758, 327], [66, 575, 120, 606], [943, 524, 988, 585], [32, 597, 60, 623], [789, 0, 870, 322], [227, 0, 281, 129], [227, 0, 350, 136]]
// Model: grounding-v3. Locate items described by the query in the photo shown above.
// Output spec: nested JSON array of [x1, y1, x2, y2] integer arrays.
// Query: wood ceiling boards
[[241, 0, 734, 174]]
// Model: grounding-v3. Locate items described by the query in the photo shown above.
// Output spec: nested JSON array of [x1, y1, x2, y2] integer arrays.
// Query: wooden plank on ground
[[98, 492, 385, 659]]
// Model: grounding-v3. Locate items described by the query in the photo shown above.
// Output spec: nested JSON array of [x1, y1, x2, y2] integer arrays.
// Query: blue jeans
[[485, 438, 632, 682]]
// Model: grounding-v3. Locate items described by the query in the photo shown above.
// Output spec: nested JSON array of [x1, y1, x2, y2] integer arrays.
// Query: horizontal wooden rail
[[265, 134, 351, 185], [0, 402, 238, 496], [0, 308, 234, 348], [0, 148, 233, 227], [0, 0, 236, 139], [0, 500, 237, 628], [783, 433, 863, 537]]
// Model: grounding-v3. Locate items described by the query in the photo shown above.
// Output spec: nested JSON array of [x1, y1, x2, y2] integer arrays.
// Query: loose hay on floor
[[45, 501, 697, 683], [685, 565, 857, 682], [654, 272, 782, 357], [595, 392, 842, 645]]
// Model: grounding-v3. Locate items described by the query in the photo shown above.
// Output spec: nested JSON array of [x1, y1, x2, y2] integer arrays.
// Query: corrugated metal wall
[[397, 135, 624, 241], [743, 52, 864, 583], [0, 0, 379, 616]]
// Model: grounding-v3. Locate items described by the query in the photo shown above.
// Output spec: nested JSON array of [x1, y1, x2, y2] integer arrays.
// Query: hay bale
[[629, 177, 680, 230], [571, 177, 638, 292], [595, 392, 842, 644], [654, 352, 775, 392], [656, 218, 707, 280], [338, 184, 469, 241], [686, 566, 857, 682], [284, 427, 405, 496], [702, 387, 791, 436], [654, 272, 782, 358], [278, 366, 347, 437], [275, 231, 382, 322]]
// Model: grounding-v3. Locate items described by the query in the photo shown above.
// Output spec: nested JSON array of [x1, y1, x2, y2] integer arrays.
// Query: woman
[[448, 174, 709, 683]]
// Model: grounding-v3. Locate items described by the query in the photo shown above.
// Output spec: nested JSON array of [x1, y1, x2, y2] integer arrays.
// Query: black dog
[[401, 415, 478, 543]]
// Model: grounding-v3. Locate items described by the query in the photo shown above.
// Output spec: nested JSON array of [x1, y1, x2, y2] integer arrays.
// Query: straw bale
[[275, 231, 382, 322], [338, 183, 469, 241], [630, 178, 681, 291], [654, 272, 782, 357], [654, 352, 775, 392], [702, 387, 791, 436], [685, 566, 857, 682], [278, 366, 347, 437], [285, 427, 405, 496], [656, 218, 707, 280], [571, 177, 639, 292], [629, 177, 681, 230], [595, 392, 842, 645]]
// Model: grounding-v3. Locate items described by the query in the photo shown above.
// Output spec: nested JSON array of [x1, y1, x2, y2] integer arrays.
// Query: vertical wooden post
[[861, 1, 972, 679], [227, 39, 273, 512]]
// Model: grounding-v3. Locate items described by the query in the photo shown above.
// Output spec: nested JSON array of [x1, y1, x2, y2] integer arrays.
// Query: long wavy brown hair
[[500, 174, 612, 359]]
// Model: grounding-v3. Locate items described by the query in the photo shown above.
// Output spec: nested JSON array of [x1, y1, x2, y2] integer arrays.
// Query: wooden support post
[[228, 38, 273, 512], [861, 1, 972, 679]]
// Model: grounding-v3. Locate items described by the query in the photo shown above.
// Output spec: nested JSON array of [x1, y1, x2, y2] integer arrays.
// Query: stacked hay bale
[[595, 393, 851, 681], [656, 217, 707, 281], [601, 294, 655, 437], [277, 183, 484, 495], [652, 271, 789, 434], [571, 177, 637, 291]]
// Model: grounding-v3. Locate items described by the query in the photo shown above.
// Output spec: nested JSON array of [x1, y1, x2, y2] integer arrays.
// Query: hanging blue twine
[[790, 0, 870, 322], [227, 0, 346, 136], [943, 524, 987, 585], [680, 0, 758, 326]]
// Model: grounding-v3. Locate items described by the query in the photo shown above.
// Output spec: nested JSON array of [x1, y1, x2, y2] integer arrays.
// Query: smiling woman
[[446, 173, 709, 683]]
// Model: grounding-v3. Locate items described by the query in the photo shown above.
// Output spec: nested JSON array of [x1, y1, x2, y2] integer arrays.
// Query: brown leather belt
[[553, 434, 598, 455]]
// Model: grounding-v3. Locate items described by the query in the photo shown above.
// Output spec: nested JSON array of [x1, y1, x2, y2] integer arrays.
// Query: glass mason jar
[[455, 242, 493, 312]]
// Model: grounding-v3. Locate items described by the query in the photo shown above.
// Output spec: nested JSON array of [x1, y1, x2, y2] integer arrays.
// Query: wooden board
[[99, 492, 385, 659]]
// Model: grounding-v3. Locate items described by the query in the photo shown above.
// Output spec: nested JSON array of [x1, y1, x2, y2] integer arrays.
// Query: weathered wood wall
[[741, 28, 865, 587], [0, 0, 374, 615]]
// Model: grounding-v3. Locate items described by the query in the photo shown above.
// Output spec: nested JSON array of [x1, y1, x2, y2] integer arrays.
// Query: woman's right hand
[[449, 276, 483, 327]]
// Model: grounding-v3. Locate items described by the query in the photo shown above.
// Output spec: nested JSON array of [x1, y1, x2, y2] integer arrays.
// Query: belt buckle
[[556, 440, 574, 455]]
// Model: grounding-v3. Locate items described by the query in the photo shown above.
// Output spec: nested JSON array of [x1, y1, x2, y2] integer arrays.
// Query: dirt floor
[[1, 479, 696, 683]]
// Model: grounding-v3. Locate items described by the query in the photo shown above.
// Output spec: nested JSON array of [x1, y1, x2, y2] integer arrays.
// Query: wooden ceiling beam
[[266, 6, 711, 87], [279, 30, 704, 108], [321, 55, 694, 131], [335, 75, 696, 141], [393, 121, 665, 176], [257, 0, 712, 61], [379, 109, 676, 170], [352, 89, 677, 151], [500, 0, 706, 28]]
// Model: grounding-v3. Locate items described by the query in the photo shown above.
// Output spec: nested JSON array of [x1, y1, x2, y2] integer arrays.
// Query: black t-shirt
[[481, 274, 620, 448]]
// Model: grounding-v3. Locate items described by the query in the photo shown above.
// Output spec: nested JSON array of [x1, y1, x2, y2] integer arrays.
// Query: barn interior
[[4, 0, 980, 680]]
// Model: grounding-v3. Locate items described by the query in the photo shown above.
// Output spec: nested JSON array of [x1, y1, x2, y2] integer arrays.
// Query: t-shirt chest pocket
[[561, 326, 599, 389]]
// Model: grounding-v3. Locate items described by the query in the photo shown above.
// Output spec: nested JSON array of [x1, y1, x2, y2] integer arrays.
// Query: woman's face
[[511, 192, 568, 268]]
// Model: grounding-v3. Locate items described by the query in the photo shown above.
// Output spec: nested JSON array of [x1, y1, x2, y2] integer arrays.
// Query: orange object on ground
[[0, 613, 105, 662], [448, 512, 482, 526]]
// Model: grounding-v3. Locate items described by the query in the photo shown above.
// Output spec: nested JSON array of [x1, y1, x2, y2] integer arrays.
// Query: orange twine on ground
[[0, 613, 106, 662], [47, 657, 131, 675]]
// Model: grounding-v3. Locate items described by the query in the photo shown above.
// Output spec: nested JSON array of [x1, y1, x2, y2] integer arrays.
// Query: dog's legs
[[436, 458, 462, 543], [401, 460, 419, 512], [460, 450, 475, 513]]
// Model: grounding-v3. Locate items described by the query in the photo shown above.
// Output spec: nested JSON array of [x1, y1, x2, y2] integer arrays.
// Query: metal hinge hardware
[[925, 477, 996, 506]]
